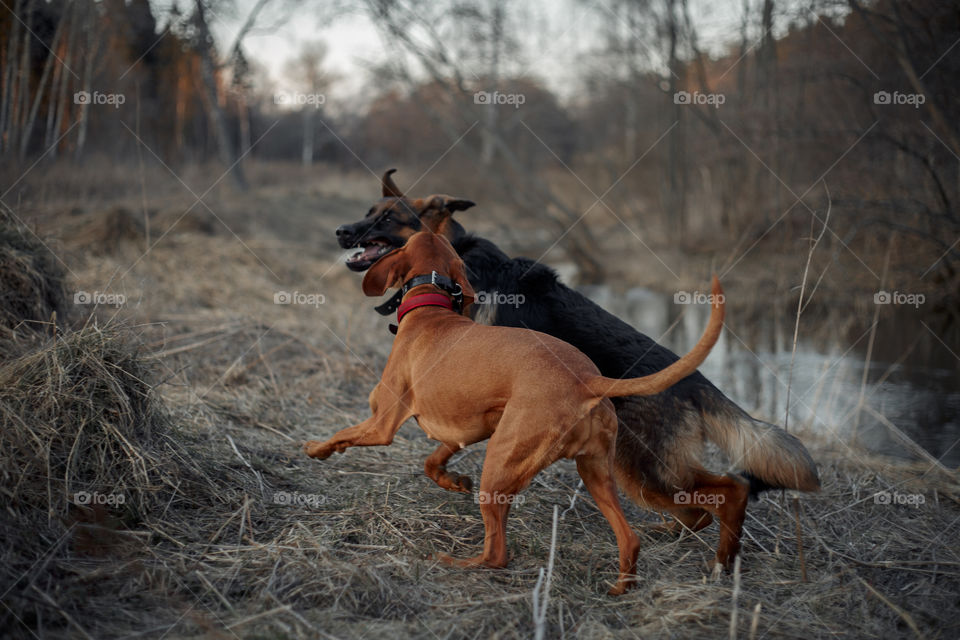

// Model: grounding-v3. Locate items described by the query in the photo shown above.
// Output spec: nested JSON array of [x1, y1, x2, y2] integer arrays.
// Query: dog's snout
[[336, 225, 358, 248]]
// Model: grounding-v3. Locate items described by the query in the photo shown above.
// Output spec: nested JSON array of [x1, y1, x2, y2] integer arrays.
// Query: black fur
[[450, 229, 753, 494]]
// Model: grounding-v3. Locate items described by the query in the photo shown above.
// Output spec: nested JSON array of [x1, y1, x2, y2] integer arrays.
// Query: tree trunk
[[74, 9, 98, 162], [21, 4, 68, 161], [0, 0, 24, 156], [664, 0, 686, 239], [480, 0, 503, 165], [193, 0, 248, 190], [48, 3, 77, 160], [301, 107, 314, 166], [10, 0, 36, 155]]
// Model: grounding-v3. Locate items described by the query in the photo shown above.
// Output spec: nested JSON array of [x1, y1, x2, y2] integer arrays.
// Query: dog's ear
[[435, 196, 476, 212], [382, 168, 404, 198], [417, 195, 476, 234], [425, 195, 475, 213], [361, 248, 406, 297], [449, 256, 476, 317]]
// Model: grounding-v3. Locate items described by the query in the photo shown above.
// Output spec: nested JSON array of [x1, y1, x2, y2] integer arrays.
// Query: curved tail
[[585, 275, 725, 399], [704, 410, 820, 492]]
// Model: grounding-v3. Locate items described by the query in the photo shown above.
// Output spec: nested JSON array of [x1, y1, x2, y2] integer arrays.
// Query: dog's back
[[452, 233, 818, 496]]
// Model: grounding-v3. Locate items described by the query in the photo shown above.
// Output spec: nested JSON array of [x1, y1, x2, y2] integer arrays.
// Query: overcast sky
[[149, 0, 825, 105]]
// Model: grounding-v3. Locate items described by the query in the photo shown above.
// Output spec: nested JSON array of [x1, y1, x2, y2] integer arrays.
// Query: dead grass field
[[1, 161, 958, 639]]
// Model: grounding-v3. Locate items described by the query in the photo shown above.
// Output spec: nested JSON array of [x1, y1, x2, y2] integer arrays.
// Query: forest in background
[[0, 0, 958, 300]]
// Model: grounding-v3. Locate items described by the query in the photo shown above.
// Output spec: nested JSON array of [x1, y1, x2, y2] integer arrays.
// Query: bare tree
[[365, 0, 606, 280], [188, 0, 274, 190], [74, 2, 105, 162], [19, 2, 69, 161], [284, 40, 331, 167]]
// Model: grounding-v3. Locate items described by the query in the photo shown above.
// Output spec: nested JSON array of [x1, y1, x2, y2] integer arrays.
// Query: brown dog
[[305, 231, 725, 594]]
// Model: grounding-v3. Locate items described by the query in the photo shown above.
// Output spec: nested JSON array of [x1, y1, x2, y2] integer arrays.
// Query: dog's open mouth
[[345, 240, 396, 271]]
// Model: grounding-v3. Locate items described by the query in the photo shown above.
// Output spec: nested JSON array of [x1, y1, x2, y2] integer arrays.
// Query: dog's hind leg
[[424, 443, 473, 493], [576, 448, 640, 595], [649, 506, 714, 535], [688, 471, 750, 571], [436, 420, 546, 571]]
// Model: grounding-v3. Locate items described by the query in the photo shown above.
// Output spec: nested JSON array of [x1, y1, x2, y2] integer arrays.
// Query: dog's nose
[[335, 225, 349, 237]]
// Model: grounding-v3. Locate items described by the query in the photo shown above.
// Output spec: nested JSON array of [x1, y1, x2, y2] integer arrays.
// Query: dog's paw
[[453, 474, 473, 493], [304, 440, 334, 459], [607, 579, 634, 596], [709, 561, 724, 581]]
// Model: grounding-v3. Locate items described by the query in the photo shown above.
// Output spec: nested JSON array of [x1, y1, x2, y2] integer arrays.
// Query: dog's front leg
[[304, 382, 411, 460]]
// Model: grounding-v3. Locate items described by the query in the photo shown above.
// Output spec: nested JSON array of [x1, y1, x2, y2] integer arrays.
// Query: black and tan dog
[[335, 169, 820, 571]]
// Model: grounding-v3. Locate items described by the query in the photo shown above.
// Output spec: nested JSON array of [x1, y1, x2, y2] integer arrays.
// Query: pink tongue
[[350, 245, 382, 262]]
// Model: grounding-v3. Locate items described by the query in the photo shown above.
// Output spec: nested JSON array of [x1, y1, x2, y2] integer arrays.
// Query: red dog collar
[[390, 293, 454, 334]]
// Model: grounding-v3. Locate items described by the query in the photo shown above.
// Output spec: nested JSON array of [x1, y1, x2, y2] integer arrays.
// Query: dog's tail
[[584, 275, 725, 400], [704, 409, 820, 493]]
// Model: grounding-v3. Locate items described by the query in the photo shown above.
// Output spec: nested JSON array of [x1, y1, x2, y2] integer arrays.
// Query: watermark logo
[[674, 90, 725, 109], [74, 91, 125, 109], [74, 491, 125, 506], [674, 290, 725, 306], [474, 290, 525, 308], [874, 491, 924, 508], [274, 291, 325, 308], [273, 491, 326, 507], [874, 290, 924, 308], [74, 290, 126, 306], [474, 91, 526, 109], [274, 91, 325, 109], [475, 491, 525, 505], [673, 490, 725, 506], [873, 91, 925, 109]]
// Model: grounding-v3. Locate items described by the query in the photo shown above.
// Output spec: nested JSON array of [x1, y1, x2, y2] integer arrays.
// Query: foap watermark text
[[474, 91, 525, 108], [275, 92, 325, 108], [273, 491, 326, 507], [274, 291, 325, 308], [874, 491, 924, 508], [475, 491, 525, 505], [75, 291, 126, 306], [874, 290, 924, 308], [674, 290, 725, 306], [673, 490, 725, 506], [74, 491, 125, 506], [475, 290, 525, 308], [74, 91, 125, 109], [874, 91, 925, 108], [674, 90, 725, 108]]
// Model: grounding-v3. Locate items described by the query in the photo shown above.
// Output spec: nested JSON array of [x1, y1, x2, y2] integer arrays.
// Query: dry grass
[[0, 208, 69, 350], [0, 163, 958, 639]]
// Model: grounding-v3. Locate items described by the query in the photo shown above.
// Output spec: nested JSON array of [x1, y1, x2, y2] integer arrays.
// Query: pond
[[579, 285, 960, 468]]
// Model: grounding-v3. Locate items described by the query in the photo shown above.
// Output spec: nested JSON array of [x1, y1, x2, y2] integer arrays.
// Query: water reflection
[[579, 285, 960, 467]]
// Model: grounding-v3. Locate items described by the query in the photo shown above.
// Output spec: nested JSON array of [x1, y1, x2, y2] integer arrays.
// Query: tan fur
[[702, 411, 820, 492], [305, 231, 724, 594]]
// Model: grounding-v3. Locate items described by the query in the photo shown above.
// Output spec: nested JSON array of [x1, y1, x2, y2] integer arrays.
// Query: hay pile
[[0, 209, 68, 346], [0, 214, 253, 637], [56, 206, 218, 257]]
